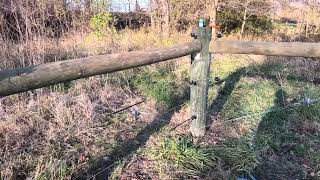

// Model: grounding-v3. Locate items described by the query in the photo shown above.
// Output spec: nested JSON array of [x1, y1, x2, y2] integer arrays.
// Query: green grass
[[78, 53, 320, 179], [145, 55, 320, 179], [109, 160, 126, 180], [131, 66, 189, 109], [273, 22, 297, 30], [148, 136, 217, 176], [35, 158, 73, 180], [213, 56, 320, 179], [220, 78, 278, 120], [215, 137, 259, 176]]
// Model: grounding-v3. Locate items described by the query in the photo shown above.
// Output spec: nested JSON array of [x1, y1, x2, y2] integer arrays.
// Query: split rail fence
[[1, 27, 320, 136]]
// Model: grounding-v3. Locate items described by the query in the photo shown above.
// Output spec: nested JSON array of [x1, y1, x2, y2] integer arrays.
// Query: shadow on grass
[[207, 68, 245, 128], [76, 111, 178, 179], [208, 56, 320, 127], [207, 57, 320, 179], [253, 89, 311, 179], [74, 89, 190, 180], [76, 56, 319, 179]]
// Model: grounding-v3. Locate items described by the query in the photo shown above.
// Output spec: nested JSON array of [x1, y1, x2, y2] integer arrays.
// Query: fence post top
[[191, 27, 212, 40]]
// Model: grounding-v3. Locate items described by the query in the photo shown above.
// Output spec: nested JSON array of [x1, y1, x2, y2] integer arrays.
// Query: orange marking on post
[[209, 24, 222, 29]]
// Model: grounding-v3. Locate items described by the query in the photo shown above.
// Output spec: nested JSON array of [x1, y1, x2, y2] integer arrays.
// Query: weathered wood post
[[190, 23, 212, 137]]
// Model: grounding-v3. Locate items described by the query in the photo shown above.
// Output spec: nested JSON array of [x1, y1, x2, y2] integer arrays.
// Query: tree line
[[0, 0, 111, 41], [0, 0, 320, 42], [151, 0, 320, 39]]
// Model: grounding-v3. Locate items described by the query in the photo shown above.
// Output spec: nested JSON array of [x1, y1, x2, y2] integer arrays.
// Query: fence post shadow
[[208, 54, 320, 128], [207, 68, 245, 128], [73, 56, 319, 179], [74, 98, 188, 179], [207, 67, 303, 178]]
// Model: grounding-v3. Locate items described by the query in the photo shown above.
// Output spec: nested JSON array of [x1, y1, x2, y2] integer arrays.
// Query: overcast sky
[[111, 0, 149, 12]]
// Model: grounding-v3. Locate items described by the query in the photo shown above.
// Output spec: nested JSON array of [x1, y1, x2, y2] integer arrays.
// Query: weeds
[[131, 66, 189, 109], [215, 137, 259, 176], [109, 160, 126, 180], [132, 70, 176, 108], [149, 136, 217, 176], [1, 25, 320, 179], [34, 157, 73, 180]]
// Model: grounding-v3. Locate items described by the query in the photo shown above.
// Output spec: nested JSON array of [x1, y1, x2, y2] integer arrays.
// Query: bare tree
[[301, 0, 320, 35], [150, 0, 159, 30], [161, 0, 169, 36], [149, 0, 170, 36], [220, 0, 272, 38], [278, 0, 320, 35], [84, 0, 92, 15], [209, 0, 219, 40]]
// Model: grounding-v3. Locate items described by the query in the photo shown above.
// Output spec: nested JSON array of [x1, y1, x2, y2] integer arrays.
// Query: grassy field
[[107, 54, 320, 180], [1, 28, 320, 179]]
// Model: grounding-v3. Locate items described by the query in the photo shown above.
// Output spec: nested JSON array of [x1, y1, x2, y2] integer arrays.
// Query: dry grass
[[121, 53, 320, 180], [0, 78, 147, 179], [1, 25, 320, 179], [0, 28, 190, 179], [0, 28, 185, 70]]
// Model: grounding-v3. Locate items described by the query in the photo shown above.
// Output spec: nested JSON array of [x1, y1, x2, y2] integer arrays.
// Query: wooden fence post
[[190, 27, 212, 137]]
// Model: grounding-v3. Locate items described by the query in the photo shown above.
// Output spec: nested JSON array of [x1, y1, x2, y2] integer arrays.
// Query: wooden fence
[[1, 26, 320, 137]]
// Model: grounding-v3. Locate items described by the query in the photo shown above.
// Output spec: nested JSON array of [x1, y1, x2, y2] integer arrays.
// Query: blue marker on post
[[199, 19, 206, 27]]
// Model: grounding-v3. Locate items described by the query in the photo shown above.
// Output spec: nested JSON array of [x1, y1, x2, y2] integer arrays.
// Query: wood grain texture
[[0, 41, 201, 96], [211, 40, 320, 58], [190, 27, 212, 137]]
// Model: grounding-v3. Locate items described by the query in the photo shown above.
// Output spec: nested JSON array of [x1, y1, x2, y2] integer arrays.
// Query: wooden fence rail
[[1, 24, 320, 137], [3, 40, 319, 98], [211, 40, 320, 58], [0, 41, 201, 97]]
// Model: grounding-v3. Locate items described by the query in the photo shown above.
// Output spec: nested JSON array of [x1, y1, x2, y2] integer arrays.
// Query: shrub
[[218, 10, 273, 35], [217, 9, 242, 34], [89, 12, 113, 37]]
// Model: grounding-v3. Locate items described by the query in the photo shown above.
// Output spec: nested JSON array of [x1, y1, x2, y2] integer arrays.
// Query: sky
[[110, 0, 149, 12]]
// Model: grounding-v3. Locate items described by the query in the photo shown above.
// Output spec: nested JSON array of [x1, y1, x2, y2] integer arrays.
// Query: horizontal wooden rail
[[211, 40, 320, 58], [0, 41, 201, 96]]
